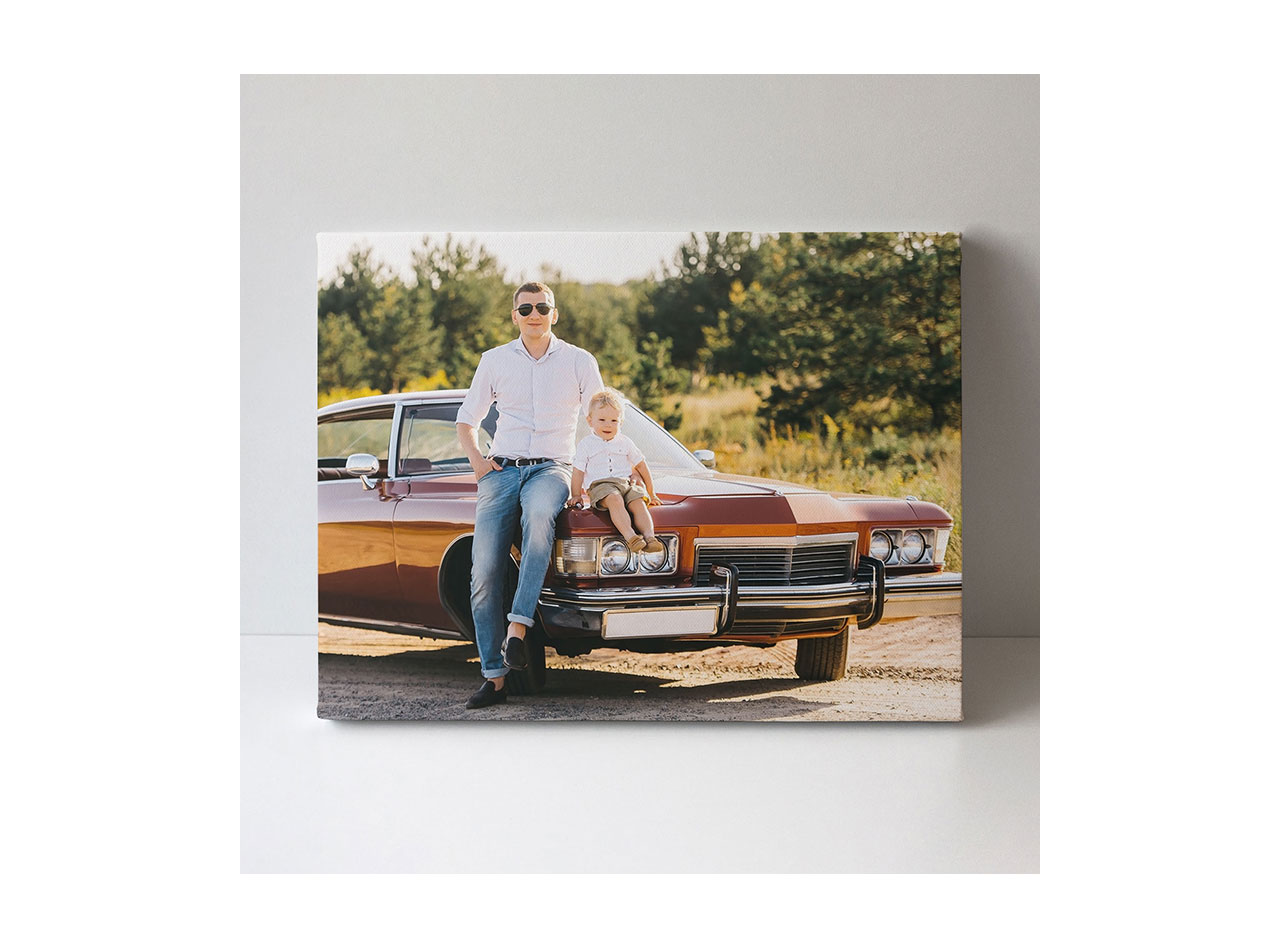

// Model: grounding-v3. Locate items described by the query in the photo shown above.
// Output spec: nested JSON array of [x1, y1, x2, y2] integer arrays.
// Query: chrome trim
[[540, 586, 719, 607], [881, 571, 962, 618], [868, 527, 944, 567], [733, 586, 873, 609], [537, 577, 879, 637], [691, 532, 859, 549], [388, 401, 405, 480], [318, 614, 467, 640], [343, 452, 380, 491], [692, 532, 857, 586], [554, 534, 679, 578], [710, 563, 736, 631], [600, 536, 634, 576], [540, 579, 873, 608], [318, 390, 469, 417]]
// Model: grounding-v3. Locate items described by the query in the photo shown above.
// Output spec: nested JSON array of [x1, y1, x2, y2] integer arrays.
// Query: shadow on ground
[[318, 645, 864, 722]]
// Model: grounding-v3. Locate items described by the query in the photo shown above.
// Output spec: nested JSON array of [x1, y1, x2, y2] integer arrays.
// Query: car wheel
[[505, 627, 547, 695], [794, 625, 849, 681]]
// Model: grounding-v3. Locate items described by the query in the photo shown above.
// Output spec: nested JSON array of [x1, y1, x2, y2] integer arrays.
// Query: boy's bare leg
[[628, 497, 656, 538], [601, 492, 637, 539]]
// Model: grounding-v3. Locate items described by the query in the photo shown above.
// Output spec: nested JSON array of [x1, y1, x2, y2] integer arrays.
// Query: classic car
[[319, 389, 962, 693]]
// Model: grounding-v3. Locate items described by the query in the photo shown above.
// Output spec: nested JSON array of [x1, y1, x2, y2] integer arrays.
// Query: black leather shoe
[[502, 636, 529, 671], [465, 680, 508, 709]]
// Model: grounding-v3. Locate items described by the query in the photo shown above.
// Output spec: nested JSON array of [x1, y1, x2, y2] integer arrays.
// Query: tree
[[317, 246, 390, 390], [740, 232, 961, 432], [630, 332, 686, 430], [317, 245, 443, 393], [639, 232, 763, 373], [359, 279, 443, 392], [317, 312, 370, 391], [410, 236, 510, 386], [544, 275, 647, 390]]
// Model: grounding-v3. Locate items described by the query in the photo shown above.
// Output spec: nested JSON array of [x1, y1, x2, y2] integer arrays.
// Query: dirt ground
[[317, 615, 961, 722]]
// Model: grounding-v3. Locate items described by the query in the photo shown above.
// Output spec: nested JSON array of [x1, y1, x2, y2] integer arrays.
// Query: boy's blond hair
[[587, 387, 626, 418]]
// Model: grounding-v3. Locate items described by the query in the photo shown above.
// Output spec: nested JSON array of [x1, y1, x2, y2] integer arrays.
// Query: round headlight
[[600, 538, 634, 574], [638, 540, 668, 572], [869, 531, 893, 560], [900, 530, 926, 564]]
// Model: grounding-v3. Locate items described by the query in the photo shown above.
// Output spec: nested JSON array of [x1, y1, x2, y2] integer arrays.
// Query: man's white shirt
[[572, 432, 645, 488], [455, 333, 604, 463]]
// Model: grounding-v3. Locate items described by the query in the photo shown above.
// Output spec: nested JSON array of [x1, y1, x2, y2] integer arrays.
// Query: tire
[[794, 625, 849, 681], [505, 628, 547, 695]]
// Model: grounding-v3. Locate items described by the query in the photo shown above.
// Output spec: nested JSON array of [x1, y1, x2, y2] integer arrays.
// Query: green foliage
[[669, 379, 962, 571], [630, 332, 688, 429], [317, 313, 371, 392], [409, 236, 510, 387], [741, 232, 961, 432], [639, 232, 764, 373], [316, 232, 960, 435], [630, 231, 960, 435], [541, 276, 648, 389], [317, 246, 442, 392]]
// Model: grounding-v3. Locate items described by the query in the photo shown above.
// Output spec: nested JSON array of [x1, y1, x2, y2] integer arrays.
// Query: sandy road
[[317, 615, 961, 722]]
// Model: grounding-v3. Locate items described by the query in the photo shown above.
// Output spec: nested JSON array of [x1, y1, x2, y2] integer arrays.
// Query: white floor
[[241, 635, 1039, 872]]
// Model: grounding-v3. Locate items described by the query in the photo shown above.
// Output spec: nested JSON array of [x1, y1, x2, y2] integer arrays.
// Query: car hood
[[414, 469, 951, 530], [571, 470, 951, 532]]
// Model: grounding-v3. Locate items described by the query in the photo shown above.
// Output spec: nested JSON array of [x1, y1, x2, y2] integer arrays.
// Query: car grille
[[693, 540, 855, 586]]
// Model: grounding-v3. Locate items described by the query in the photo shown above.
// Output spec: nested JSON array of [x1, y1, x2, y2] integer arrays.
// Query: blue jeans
[[470, 461, 571, 679]]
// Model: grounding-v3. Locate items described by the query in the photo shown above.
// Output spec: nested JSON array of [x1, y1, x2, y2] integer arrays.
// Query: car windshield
[[574, 403, 709, 474], [395, 399, 710, 476]]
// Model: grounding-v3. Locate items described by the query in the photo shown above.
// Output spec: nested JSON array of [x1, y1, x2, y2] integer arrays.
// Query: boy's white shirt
[[572, 432, 645, 488]]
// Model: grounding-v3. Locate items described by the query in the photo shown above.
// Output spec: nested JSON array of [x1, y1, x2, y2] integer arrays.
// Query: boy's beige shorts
[[587, 477, 648, 509]]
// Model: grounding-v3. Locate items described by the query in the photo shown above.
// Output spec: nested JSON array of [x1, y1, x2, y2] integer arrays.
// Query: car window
[[397, 403, 497, 476], [318, 408, 393, 467]]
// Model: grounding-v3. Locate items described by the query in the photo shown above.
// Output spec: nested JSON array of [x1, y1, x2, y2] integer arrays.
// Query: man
[[455, 282, 604, 709]]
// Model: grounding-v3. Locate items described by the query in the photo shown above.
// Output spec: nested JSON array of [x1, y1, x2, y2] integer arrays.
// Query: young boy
[[570, 388, 664, 553]]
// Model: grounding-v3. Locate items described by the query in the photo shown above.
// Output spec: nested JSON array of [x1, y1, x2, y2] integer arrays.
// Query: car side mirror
[[345, 453, 380, 490], [693, 449, 716, 469]]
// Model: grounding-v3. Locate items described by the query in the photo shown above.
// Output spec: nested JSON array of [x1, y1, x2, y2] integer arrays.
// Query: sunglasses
[[516, 302, 553, 317]]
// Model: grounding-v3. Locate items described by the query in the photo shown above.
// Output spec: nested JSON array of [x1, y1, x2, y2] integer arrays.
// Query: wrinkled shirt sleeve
[[572, 437, 591, 472], [455, 352, 495, 428]]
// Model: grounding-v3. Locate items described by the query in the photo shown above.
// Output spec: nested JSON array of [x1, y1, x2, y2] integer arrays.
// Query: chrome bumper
[[538, 559, 883, 637], [881, 571, 963, 619]]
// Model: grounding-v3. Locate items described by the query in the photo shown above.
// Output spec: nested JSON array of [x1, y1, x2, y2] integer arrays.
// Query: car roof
[[318, 389, 469, 416]]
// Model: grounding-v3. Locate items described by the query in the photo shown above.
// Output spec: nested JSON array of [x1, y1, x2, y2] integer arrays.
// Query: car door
[[317, 404, 410, 621], [390, 401, 497, 633]]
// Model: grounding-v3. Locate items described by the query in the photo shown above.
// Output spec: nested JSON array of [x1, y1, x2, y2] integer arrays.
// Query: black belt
[[492, 456, 556, 468]]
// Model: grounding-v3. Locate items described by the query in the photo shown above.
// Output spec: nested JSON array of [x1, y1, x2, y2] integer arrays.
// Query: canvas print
[[317, 232, 962, 720]]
